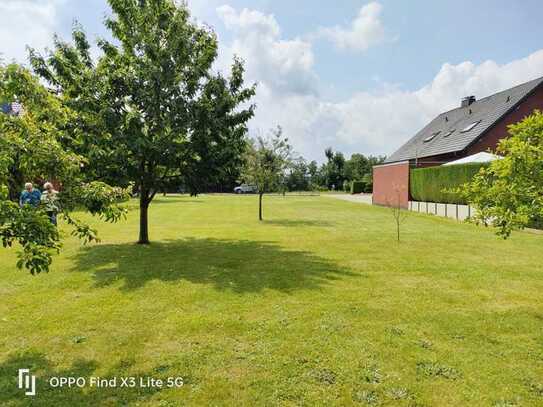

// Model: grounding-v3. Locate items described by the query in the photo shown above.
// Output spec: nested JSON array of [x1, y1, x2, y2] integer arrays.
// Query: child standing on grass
[[41, 182, 59, 225]]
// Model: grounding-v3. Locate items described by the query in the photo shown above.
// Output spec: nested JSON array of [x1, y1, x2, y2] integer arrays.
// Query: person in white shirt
[[41, 182, 59, 225]]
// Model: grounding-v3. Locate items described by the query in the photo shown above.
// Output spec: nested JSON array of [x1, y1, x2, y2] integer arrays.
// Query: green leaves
[[63, 214, 100, 245], [0, 201, 60, 275], [75, 182, 130, 222], [463, 110, 543, 238], [242, 127, 293, 195], [0, 61, 129, 274]]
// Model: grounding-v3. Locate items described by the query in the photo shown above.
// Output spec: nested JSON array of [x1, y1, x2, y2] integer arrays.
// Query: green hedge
[[410, 162, 489, 204], [351, 180, 365, 194]]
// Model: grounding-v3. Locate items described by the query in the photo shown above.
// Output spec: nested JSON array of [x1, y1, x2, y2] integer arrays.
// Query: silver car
[[234, 184, 257, 194]]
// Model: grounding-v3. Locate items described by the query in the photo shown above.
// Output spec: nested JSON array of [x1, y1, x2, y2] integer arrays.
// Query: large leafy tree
[[307, 160, 320, 186], [0, 63, 127, 274], [242, 127, 292, 221], [343, 154, 385, 185], [30, 0, 255, 244], [462, 110, 543, 238], [322, 148, 346, 190], [285, 157, 310, 192], [344, 153, 369, 182]]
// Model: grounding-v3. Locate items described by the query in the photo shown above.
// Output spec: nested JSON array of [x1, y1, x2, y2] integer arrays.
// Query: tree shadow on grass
[[0, 352, 168, 406], [71, 238, 355, 293]]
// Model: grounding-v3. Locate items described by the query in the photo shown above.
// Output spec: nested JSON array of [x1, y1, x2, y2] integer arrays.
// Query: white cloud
[[415, 54, 543, 114], [216, 5, 317, 96], [185, 0, 222, 22], [216, 6, 543, 161], [317, 2, 388, 52], [0, 0, 64, 64], [323, 50, 543, 157]]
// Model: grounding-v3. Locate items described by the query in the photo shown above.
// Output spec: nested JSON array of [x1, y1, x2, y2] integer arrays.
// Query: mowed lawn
[[1, 195, 542, 406]]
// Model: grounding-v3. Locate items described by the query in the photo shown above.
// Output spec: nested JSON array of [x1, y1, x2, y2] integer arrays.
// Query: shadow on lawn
[[0, 352, 166, 406], [72, 238, 354, 293]]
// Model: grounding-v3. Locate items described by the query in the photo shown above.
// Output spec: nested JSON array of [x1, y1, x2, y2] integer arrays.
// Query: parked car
[[234, 184, 257, 194]]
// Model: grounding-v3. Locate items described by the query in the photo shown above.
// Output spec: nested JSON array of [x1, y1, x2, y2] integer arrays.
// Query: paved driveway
[[325, 194, 373, 205]]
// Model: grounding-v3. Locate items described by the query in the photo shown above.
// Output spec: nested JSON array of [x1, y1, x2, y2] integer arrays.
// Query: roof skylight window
[[443, 129, 455, 137], [461, 121, 481, 133], [423, 131, 440, 142]]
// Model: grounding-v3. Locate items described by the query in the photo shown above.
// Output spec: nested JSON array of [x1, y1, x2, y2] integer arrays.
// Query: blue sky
[[2, 0, 543, 161], [209, 0, 543, 99]]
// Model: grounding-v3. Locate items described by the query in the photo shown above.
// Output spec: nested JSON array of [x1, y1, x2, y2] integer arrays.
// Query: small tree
[[387, 184, 408, 243], [242, 127, 292, 221], [462, 110, 543, 238]]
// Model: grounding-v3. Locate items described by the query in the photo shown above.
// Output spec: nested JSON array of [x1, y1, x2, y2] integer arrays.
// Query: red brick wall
[[372, 161, 410, 208], [467, 85, 543, 154]]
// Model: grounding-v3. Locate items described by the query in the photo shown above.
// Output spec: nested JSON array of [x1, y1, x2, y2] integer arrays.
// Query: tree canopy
[[0, 63, 127, 274], [462, 110, 543, 238], [242, 127, 292, 220]]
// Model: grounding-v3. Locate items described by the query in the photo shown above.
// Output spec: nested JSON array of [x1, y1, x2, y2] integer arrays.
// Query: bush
[[351, 180, 365, 194], [529, 216, 543, 230], [410, 162, 489, 204], [343, 180, 351, 192]]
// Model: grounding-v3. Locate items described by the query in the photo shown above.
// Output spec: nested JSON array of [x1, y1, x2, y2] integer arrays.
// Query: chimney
[[461, 96, 476, 108]]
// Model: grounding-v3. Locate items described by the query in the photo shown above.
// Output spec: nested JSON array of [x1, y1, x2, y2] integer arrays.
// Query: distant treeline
[[166, 147, 385, 194], [284, 148, 385, 193]]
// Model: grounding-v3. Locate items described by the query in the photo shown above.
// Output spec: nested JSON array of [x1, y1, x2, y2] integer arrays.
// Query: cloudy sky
[[2, 0, 543, 162]]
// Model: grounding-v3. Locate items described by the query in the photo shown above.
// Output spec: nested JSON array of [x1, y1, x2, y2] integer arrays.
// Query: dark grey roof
[[385, 76, 543, 163]]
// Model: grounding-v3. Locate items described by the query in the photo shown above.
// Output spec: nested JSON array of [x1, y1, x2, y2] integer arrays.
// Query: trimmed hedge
[[410, 162, 489, 204], [351, 180, 365, 194]]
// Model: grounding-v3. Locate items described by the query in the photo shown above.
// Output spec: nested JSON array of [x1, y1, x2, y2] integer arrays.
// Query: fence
[[408, 201, 475, 221]]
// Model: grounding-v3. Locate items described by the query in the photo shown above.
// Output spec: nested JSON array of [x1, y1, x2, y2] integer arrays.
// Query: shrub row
[[410, 162, 489, 204], [351, 180, 365, 194]]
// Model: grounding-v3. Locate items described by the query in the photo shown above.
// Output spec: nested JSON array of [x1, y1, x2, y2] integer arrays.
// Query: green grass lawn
[[1, 194, 542, 406]]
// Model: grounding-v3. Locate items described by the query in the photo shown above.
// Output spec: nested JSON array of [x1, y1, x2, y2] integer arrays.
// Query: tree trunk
[[259, 193, 263, 221], [8, 165, 24, 202], [138, 193, 150, 244]]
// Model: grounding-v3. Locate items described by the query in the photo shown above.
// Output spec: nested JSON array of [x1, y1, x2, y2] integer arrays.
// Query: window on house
[[423, 131, 440, 142], [443, 129, 455, 138], [461, 121, 481, 133]]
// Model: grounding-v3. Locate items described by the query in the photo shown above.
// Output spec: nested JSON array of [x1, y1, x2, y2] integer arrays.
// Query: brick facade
[[372, 161, 410, 208]]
